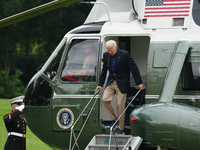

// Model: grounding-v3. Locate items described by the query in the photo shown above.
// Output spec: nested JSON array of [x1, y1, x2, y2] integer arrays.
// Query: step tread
[[88, 144, 125, 147], [95, 134, 132, 138], [85, 135, 142, 150]]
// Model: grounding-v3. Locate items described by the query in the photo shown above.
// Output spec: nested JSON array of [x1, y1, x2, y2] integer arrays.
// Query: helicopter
[[2, 0, 200, 149]]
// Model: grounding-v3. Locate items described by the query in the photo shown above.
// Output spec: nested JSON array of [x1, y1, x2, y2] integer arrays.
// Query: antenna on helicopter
[[80, 1, 112, 25], [132, 0, 138, 16]]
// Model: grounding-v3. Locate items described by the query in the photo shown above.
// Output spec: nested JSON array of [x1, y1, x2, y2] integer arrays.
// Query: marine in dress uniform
[[3, 96, 27, 150]]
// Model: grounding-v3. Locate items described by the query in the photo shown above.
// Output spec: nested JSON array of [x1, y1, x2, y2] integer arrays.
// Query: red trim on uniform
[[19, 114, 26, 150], [22, 137, 24, 150]]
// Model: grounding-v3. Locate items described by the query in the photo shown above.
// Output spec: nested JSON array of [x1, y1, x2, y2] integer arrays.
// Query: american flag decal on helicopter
[[144, 0, 191, 17]]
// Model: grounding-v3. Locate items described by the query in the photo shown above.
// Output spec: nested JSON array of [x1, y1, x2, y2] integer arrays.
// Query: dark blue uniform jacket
[[3, 110, 27, 150]]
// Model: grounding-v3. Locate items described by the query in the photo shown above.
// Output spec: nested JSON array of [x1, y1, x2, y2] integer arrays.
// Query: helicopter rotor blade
[[0, 0, 81, 28]]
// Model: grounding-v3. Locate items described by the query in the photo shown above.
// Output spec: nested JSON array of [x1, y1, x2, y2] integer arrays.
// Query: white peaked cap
[[9, 96, 24, 104]]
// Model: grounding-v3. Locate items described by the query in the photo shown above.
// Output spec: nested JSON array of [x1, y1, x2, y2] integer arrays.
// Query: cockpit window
[[61, 39, 98, 82], [43, 42, 66, 80]]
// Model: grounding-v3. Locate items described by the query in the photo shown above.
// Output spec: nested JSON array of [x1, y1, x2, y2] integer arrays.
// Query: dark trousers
[[4, 136, 26, 150]]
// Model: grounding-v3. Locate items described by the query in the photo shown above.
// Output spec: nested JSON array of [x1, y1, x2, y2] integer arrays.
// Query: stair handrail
[[69, 88, 101, 150], [108, 87, 144, 150]]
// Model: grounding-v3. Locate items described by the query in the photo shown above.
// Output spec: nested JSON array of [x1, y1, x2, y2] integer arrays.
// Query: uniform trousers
[[102, 80, 127, 130]]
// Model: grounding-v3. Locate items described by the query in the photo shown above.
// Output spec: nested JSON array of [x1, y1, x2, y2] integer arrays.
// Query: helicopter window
[[44, 42, 66, 80], [24, 75, 52, 106], [182, 62, 200, 90], [173, 18, 184, 26], [61, 39, 98, 82]]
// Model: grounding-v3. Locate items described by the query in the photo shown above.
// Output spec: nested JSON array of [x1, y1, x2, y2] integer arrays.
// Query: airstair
[[69, 88, 144, 150], [85, 134, 142, 150]]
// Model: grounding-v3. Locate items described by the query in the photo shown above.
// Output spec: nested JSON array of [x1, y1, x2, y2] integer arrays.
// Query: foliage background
[[0, 0, 94, 98]]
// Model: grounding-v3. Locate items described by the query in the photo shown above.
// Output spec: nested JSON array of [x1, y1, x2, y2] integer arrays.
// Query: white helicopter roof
[[84, 0, 195, 30], [66, 0, 200, 43], [84, 0, 134, 24]]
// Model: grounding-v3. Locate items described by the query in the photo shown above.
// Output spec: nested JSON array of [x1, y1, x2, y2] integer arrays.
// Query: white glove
[[16, 104, 25, 111]]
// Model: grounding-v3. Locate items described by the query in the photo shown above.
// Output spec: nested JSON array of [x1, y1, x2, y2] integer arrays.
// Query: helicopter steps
[[85, 134, 142, 150]]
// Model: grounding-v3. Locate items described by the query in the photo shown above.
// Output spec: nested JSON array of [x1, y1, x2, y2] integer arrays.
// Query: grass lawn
[[0, 99, 51, 150]]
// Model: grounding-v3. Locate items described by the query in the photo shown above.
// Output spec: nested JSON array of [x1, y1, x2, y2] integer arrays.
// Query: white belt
[[8, 132, 26, 138]]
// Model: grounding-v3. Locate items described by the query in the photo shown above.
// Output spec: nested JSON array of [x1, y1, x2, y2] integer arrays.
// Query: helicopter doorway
[[100, 36, 150, 129]]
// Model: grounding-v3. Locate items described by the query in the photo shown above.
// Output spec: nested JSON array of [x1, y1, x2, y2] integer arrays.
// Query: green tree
[[0, 69, 24, 98], [0, 0, 94, 98]]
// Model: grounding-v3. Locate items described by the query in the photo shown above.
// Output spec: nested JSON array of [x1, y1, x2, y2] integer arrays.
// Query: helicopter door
[[100, 36, 149, 128]]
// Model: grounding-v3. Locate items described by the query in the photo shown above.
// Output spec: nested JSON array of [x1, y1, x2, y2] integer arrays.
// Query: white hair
[[106, 40, 117, 48]]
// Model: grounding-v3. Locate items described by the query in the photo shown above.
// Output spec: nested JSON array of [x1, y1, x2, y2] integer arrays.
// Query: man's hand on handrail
[[95, 86, 101, 94], [138, 84, 144, 90]]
